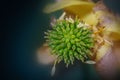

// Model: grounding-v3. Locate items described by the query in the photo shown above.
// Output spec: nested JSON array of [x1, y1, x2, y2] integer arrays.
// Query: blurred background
[[3, 0, 120, 80]]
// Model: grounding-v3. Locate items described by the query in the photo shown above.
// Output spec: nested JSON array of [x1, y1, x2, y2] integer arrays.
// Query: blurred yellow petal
[[105, 24, 120, 41], [64, 4, 98, 25], [43, 0, 95, 13], [43, 0, 97, 25], [82, 12, 98, 25], [95, 41, 112, 61], [95, 10, 120, 41]]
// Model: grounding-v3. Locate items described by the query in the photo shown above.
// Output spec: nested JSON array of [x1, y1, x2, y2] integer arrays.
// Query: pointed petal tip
[[85, 60, 96, 64]]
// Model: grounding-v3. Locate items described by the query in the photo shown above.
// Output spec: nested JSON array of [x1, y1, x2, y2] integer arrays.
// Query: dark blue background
[[3, 0, 120, 80]]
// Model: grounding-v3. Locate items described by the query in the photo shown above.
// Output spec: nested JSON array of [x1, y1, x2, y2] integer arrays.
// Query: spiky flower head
[[45, 18, 94, 66]]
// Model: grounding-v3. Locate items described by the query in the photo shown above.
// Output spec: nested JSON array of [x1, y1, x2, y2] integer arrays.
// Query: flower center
[[45, 19, 94, 66]]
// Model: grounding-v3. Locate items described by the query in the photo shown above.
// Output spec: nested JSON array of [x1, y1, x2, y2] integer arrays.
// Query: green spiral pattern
[[45, 19, 94, 66]]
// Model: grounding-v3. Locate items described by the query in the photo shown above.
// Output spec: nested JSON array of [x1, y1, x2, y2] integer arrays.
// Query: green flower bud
[[45, 18, 94, 66]]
